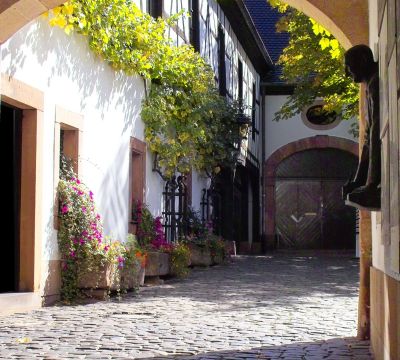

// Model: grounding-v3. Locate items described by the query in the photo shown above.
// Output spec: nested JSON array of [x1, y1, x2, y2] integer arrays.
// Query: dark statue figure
[[342, 44, 381, 210]]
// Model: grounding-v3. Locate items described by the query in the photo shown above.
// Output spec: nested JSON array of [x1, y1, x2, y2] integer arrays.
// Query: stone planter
[[211, 253, 224, 265], [121, 264, 145, 290], [78, 263, 120, 290], [145, 251, 170, 277], [188, 243, 212, 267]]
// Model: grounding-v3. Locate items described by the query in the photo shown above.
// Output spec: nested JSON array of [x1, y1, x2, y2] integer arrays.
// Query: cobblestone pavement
[[0, 253, 373, 359]]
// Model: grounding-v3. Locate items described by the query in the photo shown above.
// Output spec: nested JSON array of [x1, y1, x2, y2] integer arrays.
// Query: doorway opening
[[0, 103, 22, 293], [275, 148, 358, 249]]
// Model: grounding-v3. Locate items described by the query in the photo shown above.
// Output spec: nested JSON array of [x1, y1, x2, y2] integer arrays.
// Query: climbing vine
[[47, 0, 245, 178]]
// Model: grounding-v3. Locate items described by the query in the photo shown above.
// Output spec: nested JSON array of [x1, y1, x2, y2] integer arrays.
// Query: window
[[129, 138, 146, 233], [238, 59, 243, 105], [252, 82, 256, 140], [60, 127, 79, 175], [147, 0, 162, 18], [189, 0, 199, 51], [218, 24, 226, 96], [301, 102, 341, 130]]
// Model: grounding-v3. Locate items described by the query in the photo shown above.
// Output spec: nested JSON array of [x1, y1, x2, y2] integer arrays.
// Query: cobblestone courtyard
[[0, 254, 373, 359]]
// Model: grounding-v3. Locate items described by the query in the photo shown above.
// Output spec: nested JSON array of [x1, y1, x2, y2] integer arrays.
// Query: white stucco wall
[[265, 95, 358, 159], [191, 170, 209, 213], [0, 18, 165, 268]]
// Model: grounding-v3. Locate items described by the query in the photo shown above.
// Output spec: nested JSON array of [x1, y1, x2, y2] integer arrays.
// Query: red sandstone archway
[[263, 135, 358, 249], [0, 0, 368, 47]]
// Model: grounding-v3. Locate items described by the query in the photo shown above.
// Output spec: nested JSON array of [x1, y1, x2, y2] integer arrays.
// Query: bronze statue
[[342, 44, 381, 210]]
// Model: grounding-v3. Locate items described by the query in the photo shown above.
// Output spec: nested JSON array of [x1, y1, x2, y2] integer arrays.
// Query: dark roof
[[243, 0, 289, 85], [218, 0, 273, 79]]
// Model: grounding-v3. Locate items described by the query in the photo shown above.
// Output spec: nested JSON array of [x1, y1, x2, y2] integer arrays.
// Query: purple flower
[[69, 250, 76, 258], [81, 206, 87, 213], [89, 191, 94, 200]]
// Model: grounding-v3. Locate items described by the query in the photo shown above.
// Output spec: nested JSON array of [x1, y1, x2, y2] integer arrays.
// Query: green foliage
[[58, 164, 138, 301], [58, 170, 107, 301], [268, 0, 359, 124], [48, 1, 246, 177], [142, 84, 247, 177], [170, 242, 191, 278]]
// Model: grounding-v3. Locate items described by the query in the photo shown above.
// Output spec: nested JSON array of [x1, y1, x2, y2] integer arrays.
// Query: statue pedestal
[[345, 187, 381, 211]]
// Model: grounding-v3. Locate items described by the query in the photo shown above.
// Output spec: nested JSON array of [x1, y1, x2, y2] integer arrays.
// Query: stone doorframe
[[262, 135, 359, 249], [1, 73, 44, 292]]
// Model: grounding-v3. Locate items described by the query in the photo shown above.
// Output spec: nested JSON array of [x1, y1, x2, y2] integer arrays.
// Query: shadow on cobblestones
[[136, 254, 360, 311], [136, 337, 372, 360], [0, 254, 370, 359]]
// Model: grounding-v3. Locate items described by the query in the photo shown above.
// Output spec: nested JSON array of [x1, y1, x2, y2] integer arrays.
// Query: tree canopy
[[268, 0, 359, 132]]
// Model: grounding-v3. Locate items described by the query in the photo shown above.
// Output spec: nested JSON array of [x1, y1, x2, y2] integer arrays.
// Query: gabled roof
[[218, 0, 273, 79], [243, 0, 289, 85]]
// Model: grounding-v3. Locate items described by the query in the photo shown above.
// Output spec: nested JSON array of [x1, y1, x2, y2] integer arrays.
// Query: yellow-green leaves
[[268, 0, 359, 124], [48, 0, 244, 177]]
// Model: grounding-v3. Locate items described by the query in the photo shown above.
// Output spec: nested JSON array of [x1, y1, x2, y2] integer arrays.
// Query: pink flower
[[61, 204, 69, 214], [104, 245, 110, 252], [81, 206, 87, 213], [69, 250, 76, 258], [89, 191, 94, 200], [117, 256, 124, 268]]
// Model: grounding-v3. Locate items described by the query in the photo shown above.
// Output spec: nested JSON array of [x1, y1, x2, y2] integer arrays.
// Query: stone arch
[[0, 0, 65, 44], [284, 0, 368, 49], [1, 0, 369, 47], [263, 135, 359, 249]]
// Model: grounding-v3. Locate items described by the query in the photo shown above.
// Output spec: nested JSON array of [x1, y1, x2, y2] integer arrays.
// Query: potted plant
[[169, 241, 191, 278], [121, 234, 146, 289], [134, 202, 171, 278]]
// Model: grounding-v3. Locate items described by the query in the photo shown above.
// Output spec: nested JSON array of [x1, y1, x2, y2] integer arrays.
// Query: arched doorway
[[275, 148, 358, 249], [263, 135, 359, 249]]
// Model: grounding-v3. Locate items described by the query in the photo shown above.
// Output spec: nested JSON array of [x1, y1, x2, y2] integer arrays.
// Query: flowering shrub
[[58, 176, 106, 301], [134, 201, 171, 252]]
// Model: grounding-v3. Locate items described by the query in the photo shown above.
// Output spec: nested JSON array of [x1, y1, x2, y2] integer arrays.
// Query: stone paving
[[0, 253, 373, 359]]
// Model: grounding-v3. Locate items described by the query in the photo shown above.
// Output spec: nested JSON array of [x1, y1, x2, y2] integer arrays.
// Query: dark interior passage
[[0, 103, 22, 292]]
